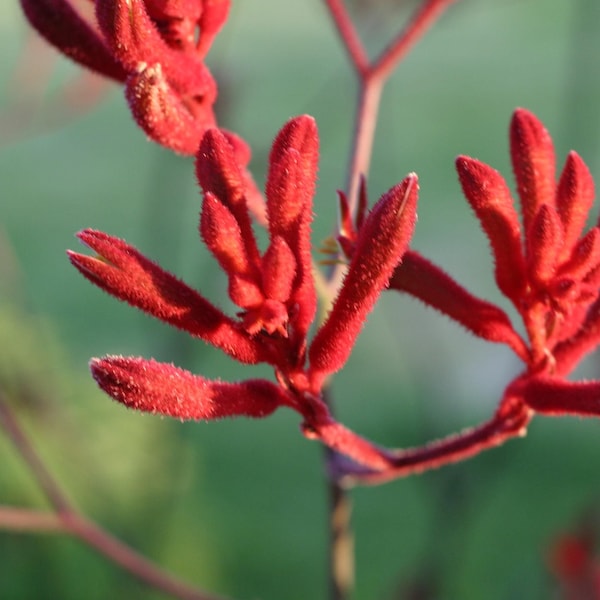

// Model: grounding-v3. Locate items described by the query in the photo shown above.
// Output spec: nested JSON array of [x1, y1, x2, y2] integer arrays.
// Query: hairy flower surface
[[355, 108, 600, 484], [69, 109, 599, 485], [69, 115, 420, 480], [20, 0, 236, 155]]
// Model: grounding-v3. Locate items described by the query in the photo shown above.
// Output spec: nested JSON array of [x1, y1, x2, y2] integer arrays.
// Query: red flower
[[20, 0, 238, 156], [69, 109, 600, 485], [69, 115, 420, 476]]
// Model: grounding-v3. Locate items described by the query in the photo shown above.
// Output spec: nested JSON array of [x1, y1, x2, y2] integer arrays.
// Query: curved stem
[[0, 392, 232, 600]]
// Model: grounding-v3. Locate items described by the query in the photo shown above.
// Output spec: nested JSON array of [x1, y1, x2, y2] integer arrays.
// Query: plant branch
[[0, 506, 64, 532], [322, 0, 369, 74], [321, 388, 354, 600], [371, 0, 459, 82], [0, 391, 232, 600]]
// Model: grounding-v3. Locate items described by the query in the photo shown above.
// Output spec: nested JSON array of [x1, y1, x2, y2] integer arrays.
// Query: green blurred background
[[1, 0, 599, 598]]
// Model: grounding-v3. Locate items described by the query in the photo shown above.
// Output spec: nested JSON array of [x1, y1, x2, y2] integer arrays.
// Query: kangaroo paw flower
[[91, 356, 290, 419]]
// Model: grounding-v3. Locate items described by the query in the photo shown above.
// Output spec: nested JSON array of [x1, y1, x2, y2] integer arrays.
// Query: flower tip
[[75, 228, 106, 248], [511, 107, 543, 132], [290, 114, 317, 131], [271, 114, 319, 162], [510, 107, 550, 142], [199, 127, 225, 148], [392, 172, 419, 213]]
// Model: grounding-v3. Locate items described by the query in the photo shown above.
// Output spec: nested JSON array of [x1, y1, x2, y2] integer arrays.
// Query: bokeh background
[[1, 0, 599, 598]]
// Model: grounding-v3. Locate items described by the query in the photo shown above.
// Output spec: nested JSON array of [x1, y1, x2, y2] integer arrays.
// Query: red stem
[[319, 410, 532, 486], [371, 0, 459, 82], [322, 0, 369, 74]]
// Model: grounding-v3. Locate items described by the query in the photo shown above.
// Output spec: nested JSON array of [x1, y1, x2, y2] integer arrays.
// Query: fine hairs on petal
[[90, 356, 289, 420], [68, 229, 273, 365], [309, 174, 418, 386]]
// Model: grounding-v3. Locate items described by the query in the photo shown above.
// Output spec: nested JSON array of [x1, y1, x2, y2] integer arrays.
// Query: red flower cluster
[[68, 115, 421, 475], [68, 109, 599, 485], [20, 0, 241, 156]]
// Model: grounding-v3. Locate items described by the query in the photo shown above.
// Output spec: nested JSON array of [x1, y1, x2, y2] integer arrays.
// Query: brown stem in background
[[319, 2, 461, 597], [322, 388, 354, 600], [0, 391, 232, 600]]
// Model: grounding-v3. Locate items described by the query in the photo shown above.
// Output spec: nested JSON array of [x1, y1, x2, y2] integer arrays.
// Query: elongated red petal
[[144, 0, 202, 52], [266, 116, 320, 342], [518, 377, 600, 417], [96, 0, 164, 68], [309, 175, 418, 386], [68, 229, 272, 364], [201, 192, 264, 307], [559, 228, 600, 282], [125, 64, 216, 155], [456, 156, 526, 303], [510, 108, 556, 235], [556, 151, 596, 256], [389, 250, 529, 361], [91, 356, 290, 419], [526, 204, 564, 284], [20, 0, 126, 81]]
